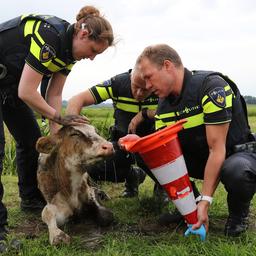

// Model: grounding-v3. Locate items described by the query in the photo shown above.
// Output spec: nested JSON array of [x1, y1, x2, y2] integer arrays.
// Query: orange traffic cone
[[121, 120, 206, 240]]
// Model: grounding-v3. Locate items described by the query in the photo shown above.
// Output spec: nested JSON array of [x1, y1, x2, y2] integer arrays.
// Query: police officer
[[66, 68, 160, 197], [134, 44, 256, 236], [0, 6, 114, 247]]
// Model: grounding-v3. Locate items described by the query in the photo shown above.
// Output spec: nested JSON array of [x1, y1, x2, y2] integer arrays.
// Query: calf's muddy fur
[[36, 124, 114, 245]]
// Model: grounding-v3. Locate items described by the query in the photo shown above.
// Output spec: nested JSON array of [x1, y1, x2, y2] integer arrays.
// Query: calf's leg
[[42, 203, 72, 245], [80, 174, 114, 226]]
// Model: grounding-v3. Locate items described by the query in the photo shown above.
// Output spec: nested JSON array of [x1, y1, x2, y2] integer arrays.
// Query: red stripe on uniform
[[140, 137, 182, 169]]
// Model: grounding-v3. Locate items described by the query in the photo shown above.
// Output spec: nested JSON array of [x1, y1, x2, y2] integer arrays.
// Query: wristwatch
[[199, 195, 213, 205]]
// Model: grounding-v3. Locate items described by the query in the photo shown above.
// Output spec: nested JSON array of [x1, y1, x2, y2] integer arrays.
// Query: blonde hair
[[75, 6, 114, 46]]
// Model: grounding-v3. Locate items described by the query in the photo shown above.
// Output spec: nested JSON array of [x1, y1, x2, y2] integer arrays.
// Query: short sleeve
[[24, 20, 60, 75], [89, 78, 114, 103], [201, 75, 234, 124]]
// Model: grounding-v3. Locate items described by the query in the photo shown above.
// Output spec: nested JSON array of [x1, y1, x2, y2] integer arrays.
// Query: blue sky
[[2, 0, 256, 99]]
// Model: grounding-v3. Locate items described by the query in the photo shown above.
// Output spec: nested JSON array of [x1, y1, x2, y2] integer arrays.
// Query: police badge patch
[[102, 79, 112, 86], [40, 44, 56, 62], [208, 87, 226, 108]]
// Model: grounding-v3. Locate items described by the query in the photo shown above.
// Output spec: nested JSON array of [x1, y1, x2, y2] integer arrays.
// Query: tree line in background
[[62, 100, 112, 108], [244, 96, 256, 104]]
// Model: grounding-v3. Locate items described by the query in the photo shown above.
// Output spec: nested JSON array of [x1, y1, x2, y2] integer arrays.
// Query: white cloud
[[1, 0, 256, 99]]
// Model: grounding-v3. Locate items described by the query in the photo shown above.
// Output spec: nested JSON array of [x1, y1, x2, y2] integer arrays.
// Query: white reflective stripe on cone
[[151, 155, 188, 185], [173, 192, 197, 216]]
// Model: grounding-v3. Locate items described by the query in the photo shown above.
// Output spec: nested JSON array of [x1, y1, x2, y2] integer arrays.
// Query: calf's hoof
[[96, 207, 114, 227], [51, 231, 71, 246]]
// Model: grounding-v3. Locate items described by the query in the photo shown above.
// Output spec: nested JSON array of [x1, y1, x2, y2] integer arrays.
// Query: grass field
[[247, 104, 256, 117], [3, 176, 256, 255], [1, 106, 256, 255]]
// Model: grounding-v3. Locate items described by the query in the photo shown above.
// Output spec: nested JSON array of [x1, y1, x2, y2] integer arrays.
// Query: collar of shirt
[[65, 24, 75, 63], [167, 68, 192, 105]]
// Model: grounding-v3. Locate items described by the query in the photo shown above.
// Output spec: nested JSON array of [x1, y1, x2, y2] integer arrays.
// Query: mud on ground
[[11, 210, 256, 250]]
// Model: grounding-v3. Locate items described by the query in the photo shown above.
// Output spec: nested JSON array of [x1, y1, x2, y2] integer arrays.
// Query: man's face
[[131, 73, 152, 101], [139, 58, 174, 98]]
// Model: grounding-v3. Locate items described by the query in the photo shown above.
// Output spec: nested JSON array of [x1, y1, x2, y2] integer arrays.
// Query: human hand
[[118, 134, 140, 151], [52, 113, 89, 126], [184, 224, 206, 241], [128, 112, 144, 134], [192, 201, 210, 232]]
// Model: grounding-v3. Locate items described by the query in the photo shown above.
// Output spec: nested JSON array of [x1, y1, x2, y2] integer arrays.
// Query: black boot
[[224, 194, 250, 237], [153, 183, 169, 204], [20, 196, 46, 212], [157, 208, 184, 226], [0, 226, 8, 253], [0, 226, 22, 253], [122, 166, 146, 198]]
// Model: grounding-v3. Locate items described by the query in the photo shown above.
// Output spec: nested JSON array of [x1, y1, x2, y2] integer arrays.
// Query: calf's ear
[[36, 136, 57, 154]]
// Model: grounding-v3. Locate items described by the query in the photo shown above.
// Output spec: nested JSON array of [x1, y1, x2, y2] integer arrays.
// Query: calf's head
[[36, 124, 114, 168]]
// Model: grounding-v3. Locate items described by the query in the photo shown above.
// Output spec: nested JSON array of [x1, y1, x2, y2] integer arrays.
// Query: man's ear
[[36, 136, 58, 154], [80, 28, 89, 39], [163, 59, 174, 71]]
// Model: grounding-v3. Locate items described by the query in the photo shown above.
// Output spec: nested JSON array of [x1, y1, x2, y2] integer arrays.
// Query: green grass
[[247, 104, 256, 117], [81, 107, 114, 138], [2, 176, 256, 256], [1, 108, 256, 255], [249, 116, 256, 133]]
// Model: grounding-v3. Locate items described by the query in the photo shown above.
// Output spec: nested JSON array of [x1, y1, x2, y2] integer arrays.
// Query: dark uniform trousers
[[0, 87, 42, 226], [220, 152, 256, 213]]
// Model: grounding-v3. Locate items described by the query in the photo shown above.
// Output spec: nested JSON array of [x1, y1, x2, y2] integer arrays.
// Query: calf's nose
[[101, 142, 114, 155]]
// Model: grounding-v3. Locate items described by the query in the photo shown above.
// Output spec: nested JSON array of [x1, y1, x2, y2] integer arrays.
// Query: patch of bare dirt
[[11, 210, 256, 249], [11, 211, 113, 249], [12, 215, 46, 239], [11, 211, 184, 249]]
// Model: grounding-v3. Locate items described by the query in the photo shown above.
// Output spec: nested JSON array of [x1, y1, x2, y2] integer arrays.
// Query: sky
[[2, 0, 256, 99]]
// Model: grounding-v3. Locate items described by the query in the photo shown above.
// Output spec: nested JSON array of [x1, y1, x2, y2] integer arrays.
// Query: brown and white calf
[[36, 124, 114, 245]]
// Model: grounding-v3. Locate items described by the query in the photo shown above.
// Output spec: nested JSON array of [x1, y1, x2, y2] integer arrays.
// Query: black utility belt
[[233, 141, 256, 154]]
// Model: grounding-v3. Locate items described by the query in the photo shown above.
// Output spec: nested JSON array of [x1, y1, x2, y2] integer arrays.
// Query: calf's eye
[[70, 133, 80, 137]]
